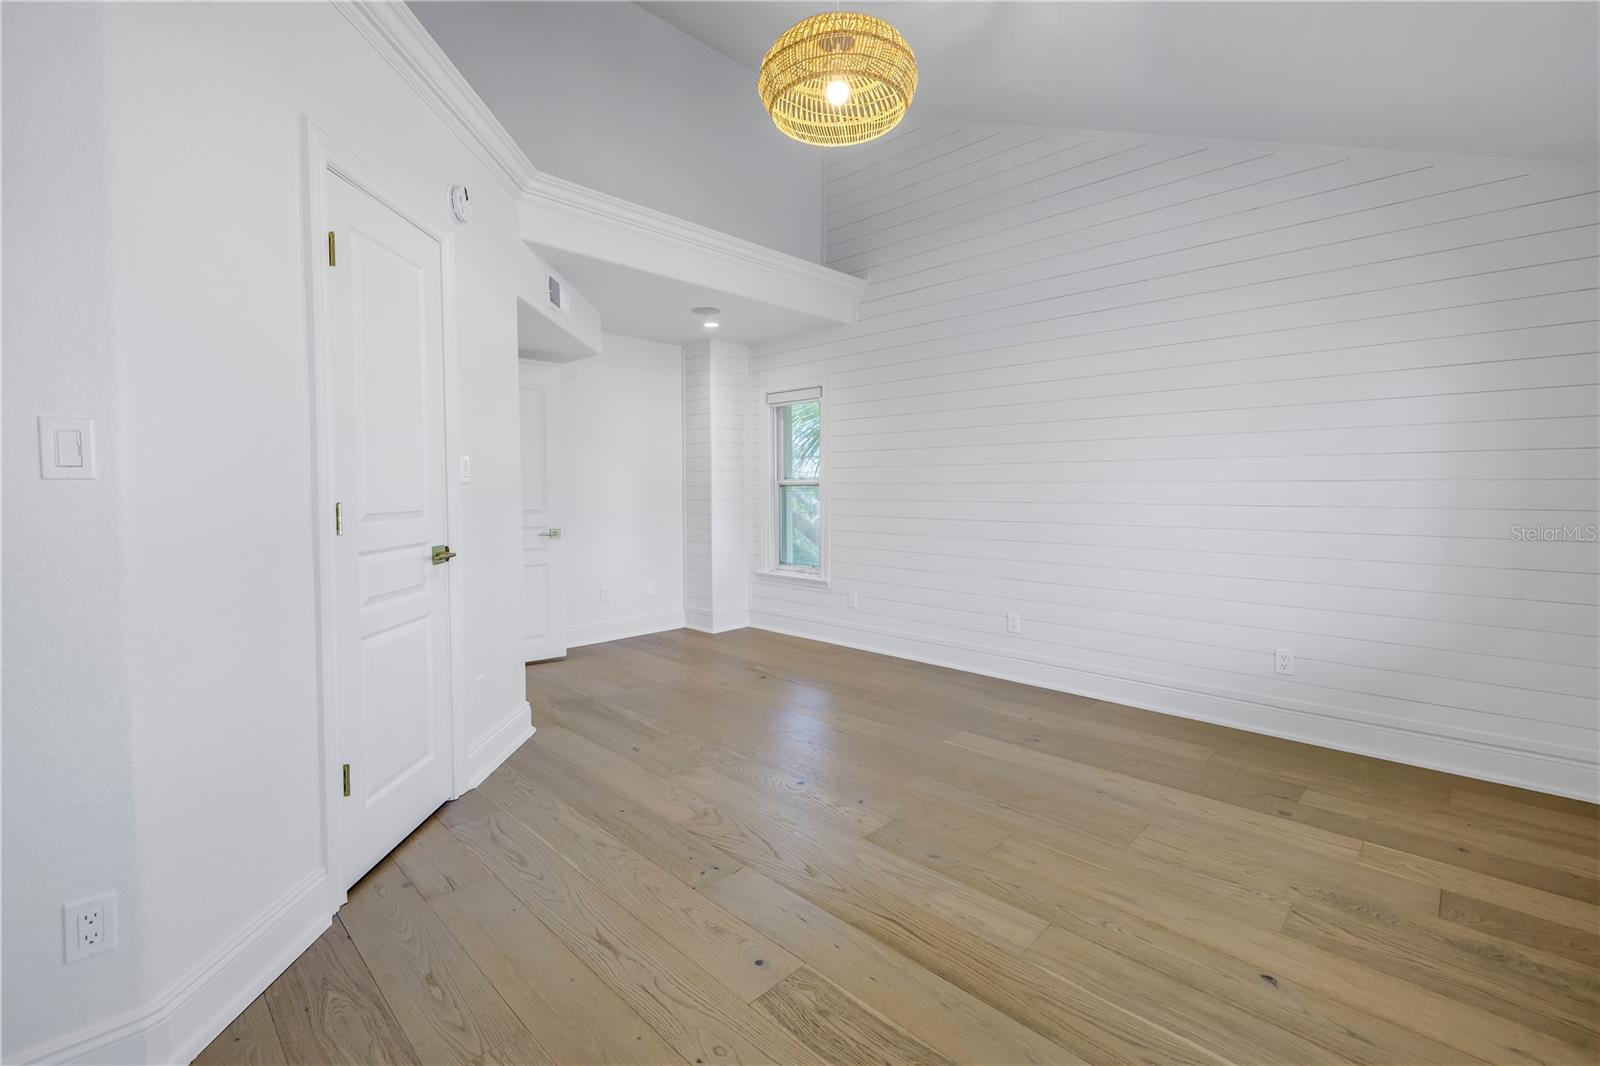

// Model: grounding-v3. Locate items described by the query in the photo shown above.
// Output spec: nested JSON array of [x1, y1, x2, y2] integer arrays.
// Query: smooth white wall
[[2, 3, 528, 1060], [752, 123, 1600, 799], [2, 2, 148, 1041], [556, 334, 686, 646], [410, 1, 824, 261]]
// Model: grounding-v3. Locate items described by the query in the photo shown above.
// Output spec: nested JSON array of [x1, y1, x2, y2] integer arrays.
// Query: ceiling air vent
[[547, 275, 563, 310]]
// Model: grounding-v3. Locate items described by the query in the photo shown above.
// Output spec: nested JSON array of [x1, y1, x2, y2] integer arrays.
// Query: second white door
[[520, 360, 567, 662]]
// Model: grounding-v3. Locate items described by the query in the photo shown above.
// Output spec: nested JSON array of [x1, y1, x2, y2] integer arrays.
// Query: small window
[[771, 389, 822, 571]]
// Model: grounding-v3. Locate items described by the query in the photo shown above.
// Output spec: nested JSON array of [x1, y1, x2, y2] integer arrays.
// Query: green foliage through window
[[780, 401, 821, 480], [777, 400, 821, 568]]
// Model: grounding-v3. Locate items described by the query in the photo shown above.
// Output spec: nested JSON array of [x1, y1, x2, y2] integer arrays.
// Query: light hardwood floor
[[198, 628, 1600, 1065]]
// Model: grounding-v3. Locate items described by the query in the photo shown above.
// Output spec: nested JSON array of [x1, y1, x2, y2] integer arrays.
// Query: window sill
[[756, 569, 831, 591]]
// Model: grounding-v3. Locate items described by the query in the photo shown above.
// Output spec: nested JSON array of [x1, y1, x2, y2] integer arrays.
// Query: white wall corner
[[12, 871, 337, 1066], [711, 609, 753, 634], [516, 244, 602, 361], [464, 701, 536, 792], [683, 340, 754, 634], [685, 608, 752, 635]]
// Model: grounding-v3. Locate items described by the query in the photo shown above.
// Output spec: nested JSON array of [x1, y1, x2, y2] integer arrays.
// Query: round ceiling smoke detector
[[691, 306, 721, 316]]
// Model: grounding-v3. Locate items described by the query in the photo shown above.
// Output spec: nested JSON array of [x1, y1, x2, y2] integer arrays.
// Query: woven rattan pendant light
[[758, 11, 917, 147]]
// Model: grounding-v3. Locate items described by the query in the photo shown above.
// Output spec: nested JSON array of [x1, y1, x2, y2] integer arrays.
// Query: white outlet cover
[[64, 893, 117, 963], [1275, 648, 1295, 675]]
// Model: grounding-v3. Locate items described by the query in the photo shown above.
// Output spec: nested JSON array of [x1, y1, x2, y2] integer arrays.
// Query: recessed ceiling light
[[702, 321, 720, 329], [691, 306, 721, 316]]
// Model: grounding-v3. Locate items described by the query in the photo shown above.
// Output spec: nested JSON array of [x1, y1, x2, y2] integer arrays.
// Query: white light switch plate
[[39, 416, 97, 480]]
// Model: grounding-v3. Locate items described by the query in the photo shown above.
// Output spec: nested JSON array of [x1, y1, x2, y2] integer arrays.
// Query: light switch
[[55, 429, 84, 468], [39, 416, 97, 480]]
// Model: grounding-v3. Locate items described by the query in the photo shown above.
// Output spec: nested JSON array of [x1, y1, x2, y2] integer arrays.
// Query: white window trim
[[756, 568, 831, 589], [758, 385, 829, 589]]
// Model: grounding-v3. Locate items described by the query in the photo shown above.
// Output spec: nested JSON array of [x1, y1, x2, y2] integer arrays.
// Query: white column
[[683, 339, 751, 632]]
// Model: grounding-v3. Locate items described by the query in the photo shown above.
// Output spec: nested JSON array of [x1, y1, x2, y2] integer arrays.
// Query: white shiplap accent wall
[[751, 123, 1600, 799], [685, 339, 754, 632]]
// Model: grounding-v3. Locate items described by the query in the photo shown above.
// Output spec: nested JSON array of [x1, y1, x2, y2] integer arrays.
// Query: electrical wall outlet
[[645, 579, 657, 598], [848, 590, 859, 609], [1006, 612, 1022, 635], [64, 893, 116, 963], [475, 673, 487, 704], [1275, 648, 1295, 676], [599, 585, 610, 604]]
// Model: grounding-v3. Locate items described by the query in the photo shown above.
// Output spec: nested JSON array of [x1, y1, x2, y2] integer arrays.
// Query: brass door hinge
[[327, 231, 336, 266], [335, 501, 343, 536], [342, 763, 351, 797]]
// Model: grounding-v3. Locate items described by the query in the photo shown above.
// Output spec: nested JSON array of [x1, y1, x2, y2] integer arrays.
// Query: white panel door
[[520, 361, 567, 662], [325, 173, 454, 889]]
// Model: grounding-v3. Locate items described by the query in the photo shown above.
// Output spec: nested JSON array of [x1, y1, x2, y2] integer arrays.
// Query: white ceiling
[[639, 1, 1600, 163]]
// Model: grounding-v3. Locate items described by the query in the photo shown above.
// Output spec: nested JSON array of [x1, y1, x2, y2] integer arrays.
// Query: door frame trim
[[300, 118, 468, 893]]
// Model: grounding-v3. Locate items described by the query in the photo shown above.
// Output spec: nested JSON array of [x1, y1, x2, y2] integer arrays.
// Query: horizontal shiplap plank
[[827, 516, 1600, 572]]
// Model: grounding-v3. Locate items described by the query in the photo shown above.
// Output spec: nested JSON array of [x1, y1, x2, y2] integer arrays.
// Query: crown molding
[[334, 1, 539, 194], [523, 170, 868, 301]]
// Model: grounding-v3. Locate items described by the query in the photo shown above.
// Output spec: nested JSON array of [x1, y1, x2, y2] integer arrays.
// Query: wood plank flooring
[[198, 628, 1600, 1065]]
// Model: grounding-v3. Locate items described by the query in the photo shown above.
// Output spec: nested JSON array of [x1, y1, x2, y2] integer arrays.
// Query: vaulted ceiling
[[640, 1, 1600, 163]]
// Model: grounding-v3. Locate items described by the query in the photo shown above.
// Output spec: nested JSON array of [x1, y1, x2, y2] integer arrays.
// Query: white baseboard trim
[[464, 700, 535, 791], [567, 609, 686, 648], [685, 607, 751, 634], [14, 870, 335, 1066], [749, 607, 1600, 803]]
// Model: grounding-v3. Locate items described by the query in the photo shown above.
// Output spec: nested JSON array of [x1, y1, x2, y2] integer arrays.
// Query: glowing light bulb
[[825, 79, 851, 106]]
